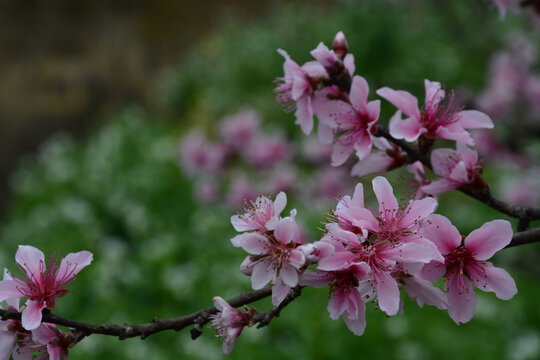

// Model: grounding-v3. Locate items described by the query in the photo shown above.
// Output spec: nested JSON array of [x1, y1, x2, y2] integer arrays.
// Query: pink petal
[[456, 142, 478, 167], [331, 141, 354, 167], [273, 192, 287, 216], [421, 178, 457, 195], [400, 197, 438, 226], [31, 323, 57, 345], [351, 152, 393, 178], [213, 296, 231, 312], [342, 290, 367, 336], [251, 260, 275, 290], [424, 79, 445, 105], [420, 214, 461, 255], [22, 300, 46, 330], [376, 87, 420, 119], [464, 220, 513, 260], [448, 161, 469, 183], [446, 273, 477, 325], [0, 331, 16, 360], [274, 217, 301, 244], [291, 74, 308, 101], [57, 251, 93, 281], [272, 279, 291, 306], [389, 111, 422, 141], [335, 207, 379, 232], [230, 215, 256, 232], [349, 76, 369, 112], [231, 233, 271, 255], [353, 133, 373, 160], [435, 124, 474, 146], [457, 110, 494, 129], [479, 262, 517, 300], [419, 260, 446, 282], [279, 266, 299, 287], [299, 270, 332, 288], [404, 276, 447, 310], [0, 279, 23, 303], [374, 271, 400, 316], [318, 251, 355, 271], [384, 242, 443, 264], [327, 290, 349, 319], [372, 176, 399, 214], [294, 95, 314, 135], [430, 148, 456, 177], [318, 122, 334, 144], [47, 344, 63, 360], [310, 42, 335, 68], [366, 100, 381, 122], [15, 245, 44, 279], [302, 60, 327, 77], [344, 54, 355, 75]]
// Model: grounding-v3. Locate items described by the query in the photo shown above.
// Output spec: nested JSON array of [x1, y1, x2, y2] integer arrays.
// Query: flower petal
[[457, 110, 494, 129], [349, 76, 369, 112], [479, 263, 517, 300], [0, 279, 23, 303], [251, 260, 275, 290], [15, 245, 45, 279], [376, 87, 420, 119], [446, 273, 477, 325], [420, 214, 461, 255], [22, 300, 46, 330], [464, 220, 513, 260], [389, 112, 422, 142], [57, 251, 93, 282], [372, 176, 399, 214], [404, 276, 447, 310], [279, 266, 299, 287], [421, 178, 457, 195], [374, 271, 400, 316]]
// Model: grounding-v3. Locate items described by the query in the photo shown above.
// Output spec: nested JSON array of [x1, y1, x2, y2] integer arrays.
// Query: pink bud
[[332, 31, 348, 60]]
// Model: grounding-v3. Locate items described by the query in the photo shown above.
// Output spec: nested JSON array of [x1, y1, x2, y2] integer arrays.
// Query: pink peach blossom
[[275, 49, 327, 135], [231, 192, 287, 232], [316, 75, 380, 166], [422, 143, 482, 195], [420, 215, 517, 324], [300, 262, 370, 335], [231, 215, 305, 306], [219, 109, 261, 151], [0, 246, 93, 330], [351, 136, 406, 178], [210, 296, 252, 355], [377, 80, 493, 145], [31, 323, 70, 360]]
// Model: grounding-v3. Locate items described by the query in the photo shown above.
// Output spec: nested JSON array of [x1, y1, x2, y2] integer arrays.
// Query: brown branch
[[506, 227, 540, 248], [2, 222, 539, 343], [0, 287, 272, 341]]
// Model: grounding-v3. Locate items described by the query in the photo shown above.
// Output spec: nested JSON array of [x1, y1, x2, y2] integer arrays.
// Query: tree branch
[[1, 225, 538, 343], [373, 124, 540, 226]]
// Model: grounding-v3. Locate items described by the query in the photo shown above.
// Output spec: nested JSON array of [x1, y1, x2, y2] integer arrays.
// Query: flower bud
[[332, 31, 348, 60]]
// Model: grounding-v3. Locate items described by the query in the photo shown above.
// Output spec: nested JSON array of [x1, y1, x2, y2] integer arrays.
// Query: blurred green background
[[1, 0, 539, 359]]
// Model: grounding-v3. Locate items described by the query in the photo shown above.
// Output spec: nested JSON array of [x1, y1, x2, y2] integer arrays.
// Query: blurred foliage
[[1, 0, 539, 359]]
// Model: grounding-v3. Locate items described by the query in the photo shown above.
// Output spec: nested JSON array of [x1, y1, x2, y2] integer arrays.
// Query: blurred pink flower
[[219, 109, 261, 151], [243, 135, 290, 168], [179, 131, 225, 176], [226, 175, 258, 209]]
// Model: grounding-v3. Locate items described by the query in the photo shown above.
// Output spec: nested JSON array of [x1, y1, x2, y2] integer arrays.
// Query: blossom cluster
[[178, 109, 354, 208], [275, 31, 494, 191], [209, 30, 521, 355], [0, 246, 92, 360]]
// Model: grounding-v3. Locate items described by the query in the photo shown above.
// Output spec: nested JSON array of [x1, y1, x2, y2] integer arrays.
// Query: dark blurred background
[[0, 0, 315, 214]]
